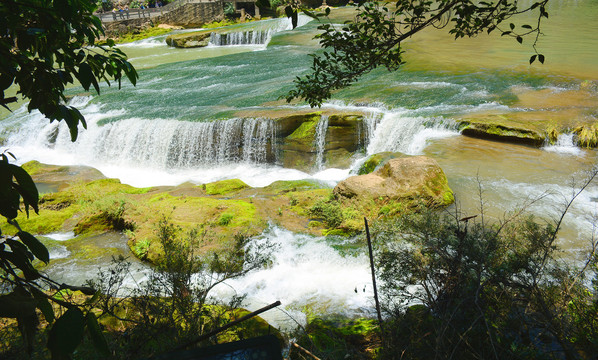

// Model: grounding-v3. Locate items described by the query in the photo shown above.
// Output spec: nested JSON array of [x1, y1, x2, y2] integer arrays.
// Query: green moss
[[205, 179, 249, 195], [297, 318, 380, 359], [308, 220, 322, 228], [323, 229, 350, 237], [574, 123, 598, 148], [262, 180, 323, 194], [218, 213, 234, 226], [357, 152, 405, 175], [21, 160, 45, 176], [4, 206, 78, 235], [287, 113, 321, 140]]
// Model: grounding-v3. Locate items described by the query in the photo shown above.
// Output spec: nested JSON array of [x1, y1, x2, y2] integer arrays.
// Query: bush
[[309, 199, 344, 228], [373, 205, 598, 359]]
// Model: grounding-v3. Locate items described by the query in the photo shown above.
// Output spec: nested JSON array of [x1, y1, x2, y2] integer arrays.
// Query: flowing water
[[2, 1, 598, 325]]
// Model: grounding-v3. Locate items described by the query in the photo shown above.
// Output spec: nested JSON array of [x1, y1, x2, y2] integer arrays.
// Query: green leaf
[[18, 231, 50, 264], [48, 308, 86, 359], [6, 239, 34, 260], [538, 54, 545, 64], [529, 54, 537, 64], [0, 292, 37, 318], [516, 36, 523, 44], [77, 63, 93, 91], [521, 24, 532, 29], [9, 164, 39, 215], [3, 250, 40, 280], [86, 312, 110, 357], [31, 288, 55, 323]]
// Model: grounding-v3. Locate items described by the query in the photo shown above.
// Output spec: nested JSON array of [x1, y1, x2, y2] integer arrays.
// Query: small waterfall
[[366, 112, 459, 155], [209, 30, 274, 46], [207, 14, 313, 47], [543, 133, 582, 155], [313, 115, 329, 171]]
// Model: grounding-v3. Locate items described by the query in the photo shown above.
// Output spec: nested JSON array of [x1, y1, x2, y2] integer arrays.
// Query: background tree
[[284, 0, 549, 106]]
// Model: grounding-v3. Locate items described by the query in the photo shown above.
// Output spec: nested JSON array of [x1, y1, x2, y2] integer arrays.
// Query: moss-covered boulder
[[279, 112, 321, 172], [335, 156, 454, 207], [277, 112, 367, 172], [204, 179, 249, 195], [165, 30, 212, 48], [458, 115, 545, 146], [294, 318, 380, 359]]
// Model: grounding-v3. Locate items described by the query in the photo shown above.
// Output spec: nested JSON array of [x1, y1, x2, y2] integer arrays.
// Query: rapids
[[1, 1, 598, 325]]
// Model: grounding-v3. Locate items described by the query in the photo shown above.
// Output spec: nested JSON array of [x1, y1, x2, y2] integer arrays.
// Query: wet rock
[[334, 156, 454, 206], [166, 30, 212, 48]]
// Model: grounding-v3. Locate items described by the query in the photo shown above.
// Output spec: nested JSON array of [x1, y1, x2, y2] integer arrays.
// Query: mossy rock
[[166, 30, 213, 48], [573, 123, 598, 148], [458, 117, 545, 146], [357, 152, 406, 175], [204, 179, 250, 195], [261, 180, 323, 194]]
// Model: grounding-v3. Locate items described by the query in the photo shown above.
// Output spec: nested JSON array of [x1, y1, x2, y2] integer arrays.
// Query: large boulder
[[334, 156, 454, 206]]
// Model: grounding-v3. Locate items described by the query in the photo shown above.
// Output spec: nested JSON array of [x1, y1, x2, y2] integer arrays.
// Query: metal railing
[[95, 0, 227, 23]]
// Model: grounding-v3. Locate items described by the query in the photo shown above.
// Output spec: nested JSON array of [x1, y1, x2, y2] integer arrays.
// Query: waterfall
[[543, 133, 582, 155], [313, 115, 329, 171], [366, 112, 459, 155], [209, 30, 275, 46], [5, 114, 279, 169], [207, 14, 313, 47]]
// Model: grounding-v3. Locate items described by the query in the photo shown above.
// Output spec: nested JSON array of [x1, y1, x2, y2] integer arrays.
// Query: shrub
[[309, 199, 343, 228], [373, 205, 598, 359]]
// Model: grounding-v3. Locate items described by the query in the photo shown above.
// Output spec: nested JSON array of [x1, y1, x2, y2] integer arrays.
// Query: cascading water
[[543, 133, 582, 156], [5, 104, 278, 169], [207, 14, 312, 46], [366, 111, 461, 156], [313, 115, 329, 171], [209, 30, 275, 46]]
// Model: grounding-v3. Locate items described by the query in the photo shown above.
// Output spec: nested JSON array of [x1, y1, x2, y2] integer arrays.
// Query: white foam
[[543, 134, 582, 156], [49, 245, 71, 259], [45, 232, 76, 241], [212, 227, 375, 328], [367, 112, 460, 155]]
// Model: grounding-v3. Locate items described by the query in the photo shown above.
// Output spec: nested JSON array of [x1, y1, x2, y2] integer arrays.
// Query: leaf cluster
[[0, 0, 138, 140]]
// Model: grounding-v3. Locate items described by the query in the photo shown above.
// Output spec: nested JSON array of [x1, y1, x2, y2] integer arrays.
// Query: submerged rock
[[335, 156, 454, 207]]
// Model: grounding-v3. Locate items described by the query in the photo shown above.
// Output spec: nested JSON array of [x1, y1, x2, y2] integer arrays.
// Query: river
[[1, 1, 597, 328]]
